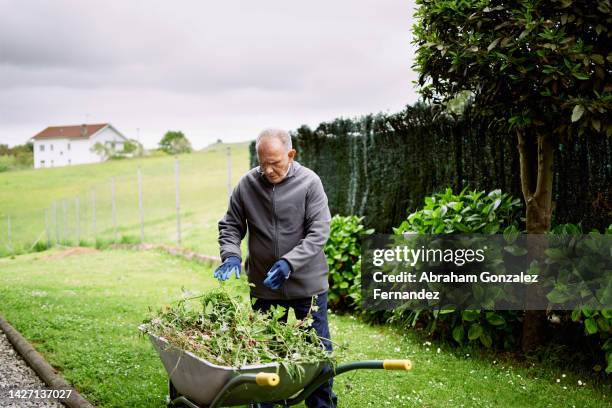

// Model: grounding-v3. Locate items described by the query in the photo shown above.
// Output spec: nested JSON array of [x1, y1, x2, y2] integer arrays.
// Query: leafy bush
[[324, 215, 373, 311], [394, 188, 523, 234], [392, 188, 524, 349], [572, 309, 612, 374], [0, 155, 14, 172], [0, 154, 31, 172], [546, 223, 612, 373]]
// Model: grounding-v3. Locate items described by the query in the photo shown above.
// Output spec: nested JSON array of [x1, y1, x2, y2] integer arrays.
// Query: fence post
[[45, 208, 50, 248], [7, 215, 11, 253], [63, 200, 67, 245], [227, 146, 232, 198], [91, 188, 96, 244], [111, 177, 117, 243], [54, 201, 59, 244], [175, 158, 181, 246], [75, 196, 80, 245], [138, 167, 144, 243]]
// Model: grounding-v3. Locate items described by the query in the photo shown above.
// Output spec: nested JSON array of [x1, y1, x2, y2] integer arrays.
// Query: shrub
[[394, 188, 523, 234], [324, 215, 373, 311], [392, 188, 524, 349], [0, 155, 30, 172], [546, 223, 612, 373], [0, 155, 14, 172]]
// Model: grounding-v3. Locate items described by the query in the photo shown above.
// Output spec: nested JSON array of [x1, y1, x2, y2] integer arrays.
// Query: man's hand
[[263, 259, 292, 290], [214, 256, 241, 281]]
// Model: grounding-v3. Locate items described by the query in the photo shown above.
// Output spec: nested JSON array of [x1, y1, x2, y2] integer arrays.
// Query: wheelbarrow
[[142, 328, 413, 408]]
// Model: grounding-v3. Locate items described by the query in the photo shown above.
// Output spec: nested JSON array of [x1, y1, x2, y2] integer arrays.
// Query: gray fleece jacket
[[218, 161, 331, 299]]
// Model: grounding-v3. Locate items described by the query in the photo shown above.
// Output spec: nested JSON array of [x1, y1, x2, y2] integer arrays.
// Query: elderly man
[[215, 128, 337, 408]]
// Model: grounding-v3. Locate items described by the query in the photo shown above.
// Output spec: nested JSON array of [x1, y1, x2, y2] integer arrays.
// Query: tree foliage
[[413, 0, 611, 350], [91, 138, 144, 160], [123, 139, 145, 156], [0, 143, 33, 171], [159, 130, 193, 154], [413, 0, 611, 137]]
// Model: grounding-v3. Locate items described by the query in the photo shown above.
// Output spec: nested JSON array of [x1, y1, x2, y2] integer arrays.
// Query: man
[[215, 128, 337, 408]]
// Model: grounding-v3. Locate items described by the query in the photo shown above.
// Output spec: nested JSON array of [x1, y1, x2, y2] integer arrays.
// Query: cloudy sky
[[0, 0, 419, 149]]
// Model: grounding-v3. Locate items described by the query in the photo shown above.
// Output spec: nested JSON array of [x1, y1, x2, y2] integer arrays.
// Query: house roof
[[32, 123, 113, 140]]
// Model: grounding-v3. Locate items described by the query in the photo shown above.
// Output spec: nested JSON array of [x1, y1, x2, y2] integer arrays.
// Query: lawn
[[0, 248, 609, 407], [0, 142, 250, 257]]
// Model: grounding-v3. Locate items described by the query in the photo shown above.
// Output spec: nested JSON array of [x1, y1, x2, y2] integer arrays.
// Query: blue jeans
[[251, 292, 338, 408]]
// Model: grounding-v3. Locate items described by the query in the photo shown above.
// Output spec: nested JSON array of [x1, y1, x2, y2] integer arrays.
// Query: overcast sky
[[0, 0, 419, 149]]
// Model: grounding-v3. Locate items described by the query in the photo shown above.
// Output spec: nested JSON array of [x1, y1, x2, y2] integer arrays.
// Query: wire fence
[[0, 145, 247, 258]]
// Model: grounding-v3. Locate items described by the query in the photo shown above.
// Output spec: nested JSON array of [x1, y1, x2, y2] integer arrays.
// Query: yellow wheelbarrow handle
[[256, 372, 280, 387], [383, 359, 412, 370]]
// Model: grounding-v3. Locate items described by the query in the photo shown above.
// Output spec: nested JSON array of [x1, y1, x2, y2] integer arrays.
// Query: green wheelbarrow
[[143, 329, 413, 408]]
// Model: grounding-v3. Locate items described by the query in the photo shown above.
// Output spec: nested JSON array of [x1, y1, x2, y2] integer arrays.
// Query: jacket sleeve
[[281, 176, 331, 271], [218, 182, 247, 261]]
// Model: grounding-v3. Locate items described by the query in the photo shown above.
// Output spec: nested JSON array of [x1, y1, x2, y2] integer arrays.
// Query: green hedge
[[250, 103, 611, 231]]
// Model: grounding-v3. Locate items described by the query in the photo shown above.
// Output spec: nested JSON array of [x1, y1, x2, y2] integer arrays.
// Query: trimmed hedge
[[250, 104, 611, 231]]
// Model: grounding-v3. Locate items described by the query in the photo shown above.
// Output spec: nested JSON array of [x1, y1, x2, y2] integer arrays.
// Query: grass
[[0, 142, 250, 257], [0, 248, 610, 408]]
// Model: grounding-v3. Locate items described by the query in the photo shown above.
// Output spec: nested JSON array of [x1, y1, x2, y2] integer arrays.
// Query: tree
[[91, 139, 144, 160], [413, 0, 611, 350], [123, 139, 145, 157], [159, 131, 193, 154], [91, 141, 116, 160], [0, 143, 34, 169]]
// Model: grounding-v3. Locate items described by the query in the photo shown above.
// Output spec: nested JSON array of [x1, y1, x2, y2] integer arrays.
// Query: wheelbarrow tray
[[146, 331, 325, 407]]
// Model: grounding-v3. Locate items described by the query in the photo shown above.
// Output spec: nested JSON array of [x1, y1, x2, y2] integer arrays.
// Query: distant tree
[[159, 131, 193, 154], [90, 139, 144, 160], [216, 138, 223, 144], [123, 139, 145, 157], [91, 142, 116, 159], [0, 142, 33, 170]]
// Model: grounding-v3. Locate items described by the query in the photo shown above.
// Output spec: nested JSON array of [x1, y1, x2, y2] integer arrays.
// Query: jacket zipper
[[272, 184, 278, 259], [272, 184, 288, 297]]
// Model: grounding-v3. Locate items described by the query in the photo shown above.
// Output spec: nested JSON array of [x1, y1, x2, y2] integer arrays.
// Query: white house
[[31, 123, 127, 169]]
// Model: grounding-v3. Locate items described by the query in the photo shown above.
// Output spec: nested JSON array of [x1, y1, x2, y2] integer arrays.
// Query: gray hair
[[255, 128, 292, 153]]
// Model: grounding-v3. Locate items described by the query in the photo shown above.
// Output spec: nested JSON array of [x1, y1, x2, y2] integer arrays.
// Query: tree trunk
[[516, 131, 554, 352]]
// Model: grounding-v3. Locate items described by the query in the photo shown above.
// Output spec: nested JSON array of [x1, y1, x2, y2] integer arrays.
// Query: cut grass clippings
[[142, 289, 337, 381], [0, 249, 610, 407]]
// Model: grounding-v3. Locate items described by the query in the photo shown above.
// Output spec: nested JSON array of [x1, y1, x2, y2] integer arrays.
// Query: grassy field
[[0, 142, 250, 257], [0, 248, 609, 408]]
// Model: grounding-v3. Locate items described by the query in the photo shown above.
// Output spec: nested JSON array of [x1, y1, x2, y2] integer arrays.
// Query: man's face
[[257, 137, 296, 184]]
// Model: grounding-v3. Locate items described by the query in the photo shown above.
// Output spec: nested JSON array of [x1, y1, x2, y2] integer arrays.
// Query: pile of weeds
[[142, 289, 338, 379]]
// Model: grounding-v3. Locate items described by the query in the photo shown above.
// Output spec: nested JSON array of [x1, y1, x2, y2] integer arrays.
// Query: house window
[[39, 144, 45, 152], [68, 159, 71, 165], [67, 142, 71, 151], [50, 144, 54, 151], [40, 160, 45, 167], [51, 160, 54, 167], [60, 151, 63, 155]]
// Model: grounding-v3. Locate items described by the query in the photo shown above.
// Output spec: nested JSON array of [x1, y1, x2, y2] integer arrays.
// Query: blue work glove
[[263, 259, 292, 290], [214, 256, 241, 281]]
